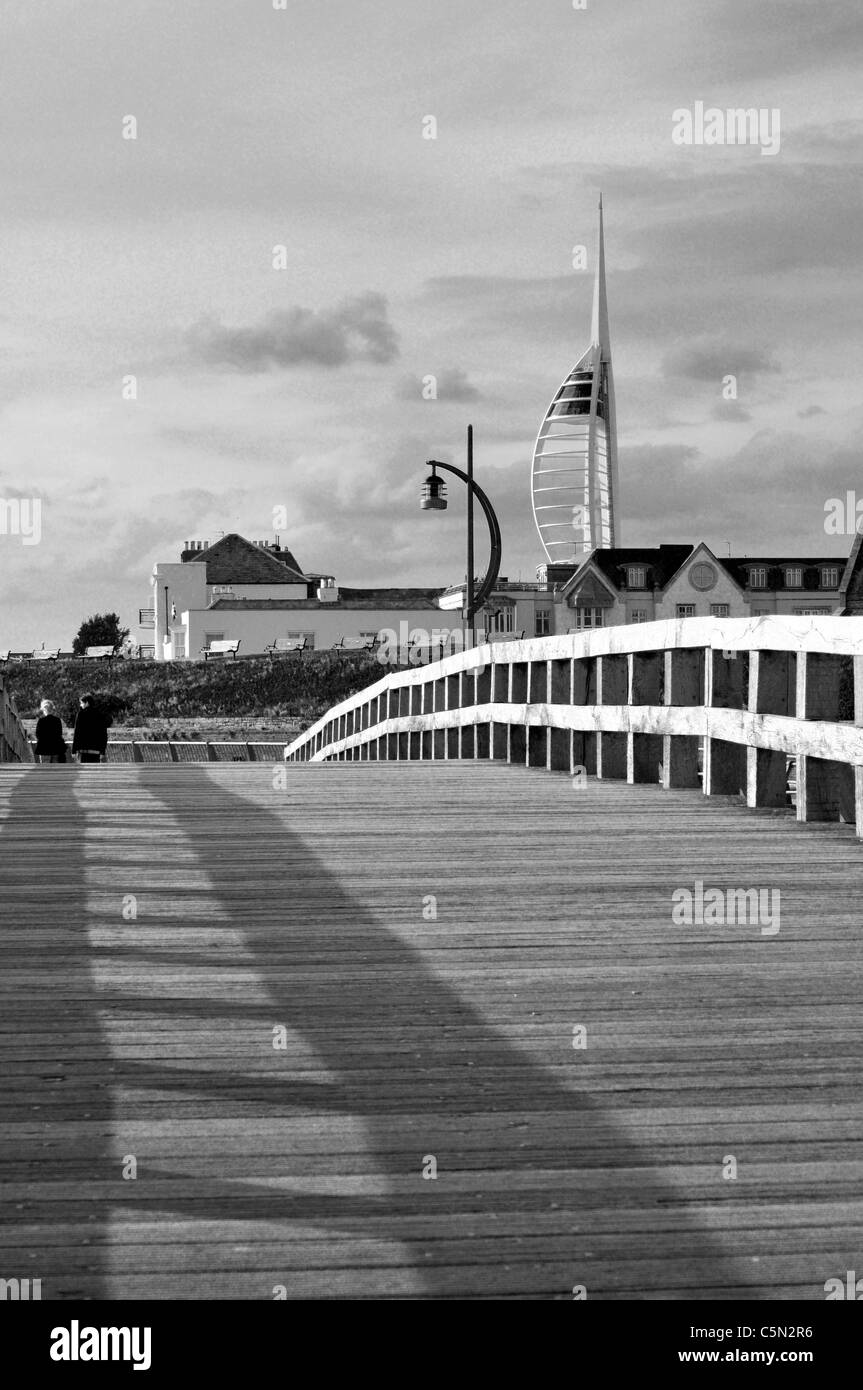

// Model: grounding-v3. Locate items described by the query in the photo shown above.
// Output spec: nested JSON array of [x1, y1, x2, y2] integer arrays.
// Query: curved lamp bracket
[[425, 459, 503, 618]]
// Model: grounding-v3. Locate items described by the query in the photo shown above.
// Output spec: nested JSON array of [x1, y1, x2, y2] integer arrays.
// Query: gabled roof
[[185, 533, 305, 584], [560, 545, 693, 597], [838, 529, 863, 613], [559, 544, 844, 598], [568, 569, 617, 608], [559, 553, 620, 604], [662, 542, 747, 597]]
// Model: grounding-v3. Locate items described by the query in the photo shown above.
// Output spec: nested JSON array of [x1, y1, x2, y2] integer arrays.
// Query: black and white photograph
[[1, 0, 862, 1352]]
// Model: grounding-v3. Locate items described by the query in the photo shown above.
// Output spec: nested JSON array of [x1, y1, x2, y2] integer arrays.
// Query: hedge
[[5, 652, 383, 728]]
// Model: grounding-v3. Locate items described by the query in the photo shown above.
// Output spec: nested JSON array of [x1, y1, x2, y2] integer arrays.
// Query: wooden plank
[[1, 762, 862, 1300]]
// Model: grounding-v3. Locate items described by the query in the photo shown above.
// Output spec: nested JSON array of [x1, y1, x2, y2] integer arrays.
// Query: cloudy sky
[[1, 0, 862, 647]]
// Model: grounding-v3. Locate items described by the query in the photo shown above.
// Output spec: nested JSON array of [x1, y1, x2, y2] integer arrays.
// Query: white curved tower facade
[[531, 198, 619, 561]]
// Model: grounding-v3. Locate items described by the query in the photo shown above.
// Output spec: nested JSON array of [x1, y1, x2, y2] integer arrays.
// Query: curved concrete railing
[[284, 616, 863, 836], [0, 675, 34, 763]]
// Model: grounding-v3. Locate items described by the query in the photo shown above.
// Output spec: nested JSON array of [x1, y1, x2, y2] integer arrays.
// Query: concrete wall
[[657, 559, 745, 621], [488, 575, 841, 640], [151, 565, 311, 659], [152, 563, 207, 659], [182, 607, 467, 660], [207, 583, 308, 602]]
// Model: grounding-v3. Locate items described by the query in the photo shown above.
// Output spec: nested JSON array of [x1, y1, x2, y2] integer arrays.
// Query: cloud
[[185, 293, 399, 371], [711, 401, 752, 423], [798, 404, 826, 418], [686, 0, 863, 83], [661, 341, 780, 382], [618, 429, 863, 556], [396, 366, 481, 403]]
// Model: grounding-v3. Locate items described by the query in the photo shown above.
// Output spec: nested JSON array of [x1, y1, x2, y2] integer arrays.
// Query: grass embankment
[[5, 652, 382, 733]]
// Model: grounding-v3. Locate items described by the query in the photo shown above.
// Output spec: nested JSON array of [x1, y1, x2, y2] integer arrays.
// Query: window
[[286, 631, 316, 649], [488, 608, 514, 634], [630, 608, 648, 623], [821, 567, 839, 588], [792, 607, 830, 615], [785, 567, 803, 588], [752, 606, 771, 616], [710, 603, 730, 617], [172, 634, 187, 659], [748, 567, 767, 589], [571, 607, 604, 630], [689, 562, 717, 592], [534, 609, 551, 636], [676, 604, 696, 618], [359, 631, 378, 643], [626, 566, 646, 588], [203, 632, 224, 646]]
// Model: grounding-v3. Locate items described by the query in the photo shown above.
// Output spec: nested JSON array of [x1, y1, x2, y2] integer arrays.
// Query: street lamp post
[[420, 425, 503, 651], [466, 423, 475, 650]]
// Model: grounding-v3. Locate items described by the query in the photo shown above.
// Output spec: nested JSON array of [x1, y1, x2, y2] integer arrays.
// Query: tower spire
[[530, 195, 620, 560], [591, 193, 611, 356]]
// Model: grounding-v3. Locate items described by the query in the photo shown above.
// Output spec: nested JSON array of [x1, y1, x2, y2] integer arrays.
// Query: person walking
[[34, 699, 66, 764], [72, 693, 110, 764]]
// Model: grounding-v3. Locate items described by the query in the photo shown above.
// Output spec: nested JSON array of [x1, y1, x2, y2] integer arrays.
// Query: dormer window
[[821, 567, 839, 588], [626, 566, 646, 588], [785, 567, 803, 588], [749, 567, 767, 589]]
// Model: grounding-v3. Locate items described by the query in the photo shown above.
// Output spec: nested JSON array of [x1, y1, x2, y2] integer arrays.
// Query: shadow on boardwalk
[[1, 765, 746, 1299], [0, 767, 115, 1298]]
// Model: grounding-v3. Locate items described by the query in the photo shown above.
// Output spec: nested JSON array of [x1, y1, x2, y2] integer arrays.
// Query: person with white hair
[[34, 699, 67, 764]]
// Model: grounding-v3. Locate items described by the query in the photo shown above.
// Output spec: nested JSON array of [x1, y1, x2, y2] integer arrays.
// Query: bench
[[406, 637, 450, 665], [29, 649, 60, 662], [200, 639, 240, 661], [333, 635, 379, 654], [265, 637, 307, 656], [80, 645, 117, 661]]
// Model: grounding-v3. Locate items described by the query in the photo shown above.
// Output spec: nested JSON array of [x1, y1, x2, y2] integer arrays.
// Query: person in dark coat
[[34, 699, 66, 764], [72, 693, 110, 764]]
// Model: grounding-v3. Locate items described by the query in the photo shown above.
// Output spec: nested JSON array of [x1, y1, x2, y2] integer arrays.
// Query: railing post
[[746, 651, 789, 809], [596, 655, 627, 780], [662, 649, 700, 788], [855, 656, 863, 838], [796, 652, 850, 824], [628, 652, 663, 784], [704, 648, 746, 797]]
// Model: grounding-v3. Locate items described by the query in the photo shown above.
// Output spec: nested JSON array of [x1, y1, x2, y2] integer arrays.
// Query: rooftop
[[208, 587, 444, 612], [182, 533, 306, 584]]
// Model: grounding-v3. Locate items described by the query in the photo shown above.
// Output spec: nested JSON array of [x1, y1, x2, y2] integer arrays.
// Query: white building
[[147, 533, 468, 661]]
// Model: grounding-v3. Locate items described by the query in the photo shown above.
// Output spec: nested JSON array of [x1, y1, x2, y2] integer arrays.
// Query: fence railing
[[0, 677, 34, 763], [284, 616, 863, 837], [24, 741, 288, 764]]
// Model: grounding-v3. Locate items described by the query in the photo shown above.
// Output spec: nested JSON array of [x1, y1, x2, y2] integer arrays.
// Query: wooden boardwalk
[[0, 760, 861, 1300]]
